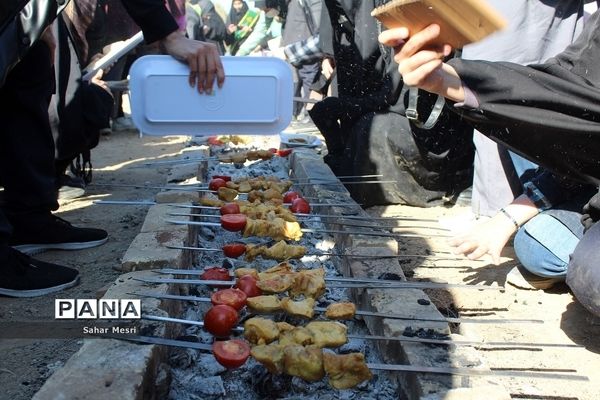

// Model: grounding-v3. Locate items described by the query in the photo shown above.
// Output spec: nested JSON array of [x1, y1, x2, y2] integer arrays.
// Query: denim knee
[[513, 214, 579, 279]]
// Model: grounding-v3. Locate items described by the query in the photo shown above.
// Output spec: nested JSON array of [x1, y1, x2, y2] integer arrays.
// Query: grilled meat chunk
[[305, 321, 348, 348], [256, 273, 295, 293], [244, 317, 279, 345], [324, 302, 357, 320], [281, 297, 316, 319], [244, 241, 306, 261], [275, 321, 295, 333], [242, 217, 302, 241], [234, 267, 259, 279], [323, 352, 373, 389], [282, 345, 325, 382], [231, 152, 247, 164], [263, 240, 306, 260], [290, 268, 326, 299], [258, 262, 294, 279], [278, 327, 314, 346], [246, 295, 282, 313], [251, 344, 285, 374], [218, 186, 238, 202], [200, 197, 224, 207]]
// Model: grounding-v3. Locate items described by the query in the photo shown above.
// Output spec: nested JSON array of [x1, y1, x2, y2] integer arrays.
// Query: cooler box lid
[[129, 55, 293, 136]]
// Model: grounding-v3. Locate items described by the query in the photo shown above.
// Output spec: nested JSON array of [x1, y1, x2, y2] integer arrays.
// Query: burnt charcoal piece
[[417, 298, 431, 306], [377, 272, 402, 281], [250, 365, 292, 399], [222, 258, 236, 269]]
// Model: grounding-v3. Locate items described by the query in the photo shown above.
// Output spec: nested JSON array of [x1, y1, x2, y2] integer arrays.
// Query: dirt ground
[[0, 131, 190, 400], [368, 204, 600, 400], [1, 125, 599, 400]]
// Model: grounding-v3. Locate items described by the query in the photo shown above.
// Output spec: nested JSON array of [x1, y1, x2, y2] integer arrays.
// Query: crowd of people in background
[[1, 0, 600, 322]]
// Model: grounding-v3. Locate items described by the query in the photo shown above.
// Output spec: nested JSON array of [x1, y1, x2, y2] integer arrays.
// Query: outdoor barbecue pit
[[164, 140, 403, 399]]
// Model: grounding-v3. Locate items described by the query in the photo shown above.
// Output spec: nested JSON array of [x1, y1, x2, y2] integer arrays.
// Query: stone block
[[121, 229, 188, 272], [155, 190, 199, 204], [140, 204, 194, 234]]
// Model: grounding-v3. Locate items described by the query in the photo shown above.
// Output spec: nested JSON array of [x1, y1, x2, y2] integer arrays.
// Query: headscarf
[[227, 0, 249, 26]]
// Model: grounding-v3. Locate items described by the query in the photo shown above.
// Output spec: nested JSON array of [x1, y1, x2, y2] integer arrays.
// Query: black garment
[[448, 9, 600, 186], [49, 15, 113, 183], [312, 0, 473, 207], [185, 0, 226, 54], [0, 0, 180, 246]]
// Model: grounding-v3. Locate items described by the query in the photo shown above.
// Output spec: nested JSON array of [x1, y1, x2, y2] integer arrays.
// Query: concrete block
[[141, 204, 193, 234], [121, 229, 188, 272], [33, 270, 184, 400], [167, 163, 200, 183], [155, 190, 199, 204]]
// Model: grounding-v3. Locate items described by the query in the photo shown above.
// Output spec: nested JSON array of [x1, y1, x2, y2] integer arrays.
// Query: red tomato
[[200, 267, 233, 288], [211, 288, 247, 310], [220, 203, 241, 215], [235, 275, 262, 298], [212, 339, 251, 369], [204, 305, 239, 337], [283, 191, 301, 204], [268, 148, 278, 153], [221, 214, 247, 232], [212, 175, 232, 182], [208, 136, 224, 146], [277, 149, 293, 157], [223, 243, 246, 258], [209, 178, 227, 191], [290, 197, 311, 214]]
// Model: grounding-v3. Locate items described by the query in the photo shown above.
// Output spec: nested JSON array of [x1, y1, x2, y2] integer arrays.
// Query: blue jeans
[[514, 210, 584, 279]]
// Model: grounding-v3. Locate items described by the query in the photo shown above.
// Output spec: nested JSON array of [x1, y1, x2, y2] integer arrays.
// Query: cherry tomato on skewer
[[283, 191, 301, 204], [211, 288, 247, 311], [212, 175, 232, 182], [203, 304, 239, 337], [223, 243, 246, 258], [277, 149, 293, 157], [209, 178, 228, 191], [235, 275, 262, 298], [290, 197, 311, 214], [212, 339, 251, 369], [220, 214, 247, 232], [200, 267, 233, 288], [220, 203, 241, 215]]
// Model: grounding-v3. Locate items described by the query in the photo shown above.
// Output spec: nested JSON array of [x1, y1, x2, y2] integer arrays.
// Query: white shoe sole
[[13, 237, 109, 255]]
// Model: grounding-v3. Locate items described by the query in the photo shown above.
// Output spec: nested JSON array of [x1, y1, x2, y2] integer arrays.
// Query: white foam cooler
[[129, 55, 293, 136]]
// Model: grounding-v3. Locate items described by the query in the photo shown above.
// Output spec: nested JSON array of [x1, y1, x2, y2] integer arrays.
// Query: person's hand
[[160, 31, 225, 94], [378, 24, 465, 102], [227, 24, 237, 33], [321, 58, 334, 79], [447, 215, 517, 265], [89, 69, 112, 96]]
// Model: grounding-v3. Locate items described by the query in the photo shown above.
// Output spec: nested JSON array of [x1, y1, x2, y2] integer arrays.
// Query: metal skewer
[[150, 270, 497, 290], [93, 200, 361, 208], [103, 334, 587, 380], [167, 212, 449, 231], [172, 205, 438, 223], [165, 219, 451, 239], [137, 304, 541, 326], [163, 245, 482, 262]]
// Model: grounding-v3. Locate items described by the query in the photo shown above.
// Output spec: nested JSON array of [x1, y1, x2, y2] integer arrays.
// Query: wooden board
[[371, 0, 507, 48]]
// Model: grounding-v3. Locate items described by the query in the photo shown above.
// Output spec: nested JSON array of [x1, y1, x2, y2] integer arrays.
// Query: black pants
[[0, 41, 58, 243]]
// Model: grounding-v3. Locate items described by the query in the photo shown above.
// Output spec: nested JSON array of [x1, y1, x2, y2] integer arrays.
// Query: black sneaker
[[9, 213, 108, 255], [0, 246, 80, 297]]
